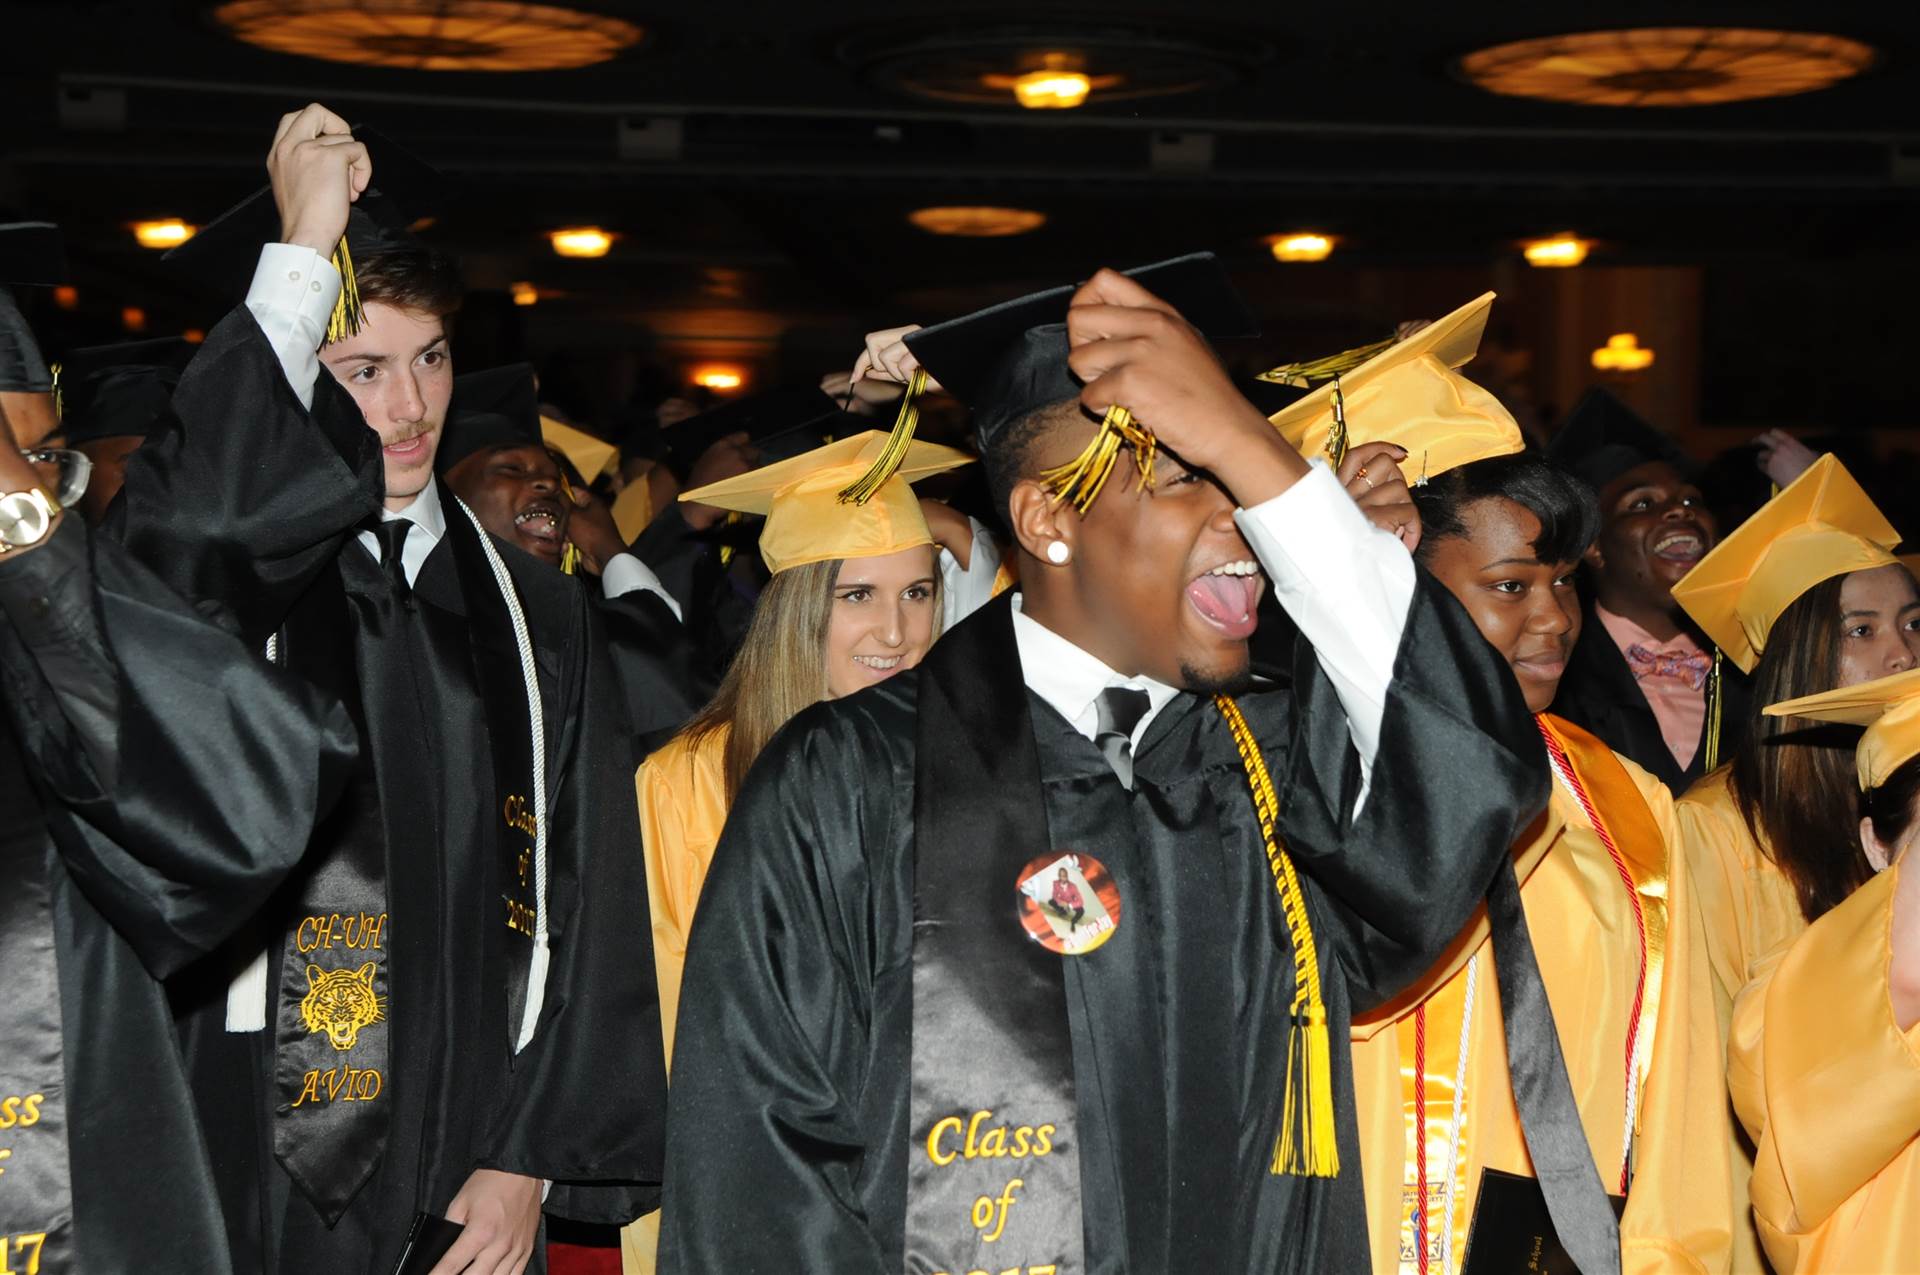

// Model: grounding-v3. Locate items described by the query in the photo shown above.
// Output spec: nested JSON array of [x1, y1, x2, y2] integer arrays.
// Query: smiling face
[[445, 443, 571, 564], [1424, 496, 1583, 714], [1836, 563, 1920, 687], [319, 300, 454, 511], [822, 545, 941, 699], [1587, 460, 1715, 614]]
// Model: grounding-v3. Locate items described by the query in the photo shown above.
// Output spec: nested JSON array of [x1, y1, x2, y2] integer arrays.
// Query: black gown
[[658, 577, 1549, 1273], [593, 585, 707, 764], [111, 308, 668, 1274], [1550, 596, 1751, 794], [0, 517, 358, 1274]]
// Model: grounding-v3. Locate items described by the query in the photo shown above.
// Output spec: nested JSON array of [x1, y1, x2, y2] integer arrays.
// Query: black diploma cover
[[905, 599, 1086, 1275], [1460, 1169, 1627, 1275], [388, 1211, 464, 1275]]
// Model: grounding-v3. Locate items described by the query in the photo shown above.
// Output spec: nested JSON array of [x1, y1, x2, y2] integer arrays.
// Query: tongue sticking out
[[1186, 574, 1259, 640]]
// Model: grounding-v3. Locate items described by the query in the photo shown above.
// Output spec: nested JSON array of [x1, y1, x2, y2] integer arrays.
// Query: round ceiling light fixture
[[1266, 233, 1335, 263], [213, 0, 644, 72], [131, 219, 196, 249], [908, 207, 1047, 238], [1523, 233, 1590, 268], [845, 22, 1269, 108], [549, 227, 614, 258], [1458, 28, 1875, 107]]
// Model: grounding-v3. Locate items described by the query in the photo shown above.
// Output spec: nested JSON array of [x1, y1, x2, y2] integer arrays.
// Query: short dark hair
[[982, 398, 1081, 526], [353, 243, 464, 319], [1412, 452, 1601, 569]]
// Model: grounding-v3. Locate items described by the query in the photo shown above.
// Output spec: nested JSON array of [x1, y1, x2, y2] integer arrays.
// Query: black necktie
[[372, 519, 411, 601], [1094, 685, 1151, 790]]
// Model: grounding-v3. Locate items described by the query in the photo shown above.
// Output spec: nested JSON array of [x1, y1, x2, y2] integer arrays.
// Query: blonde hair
[[683, 552, 944, 803]]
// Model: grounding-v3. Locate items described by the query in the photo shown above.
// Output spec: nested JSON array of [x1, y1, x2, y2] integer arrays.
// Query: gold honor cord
[[1216, 694, 1339, 1179], [1702, 650, 1724, 772], [1038, 404, 1156, 515], [324, 235, 365, 347], [838, 367, 926, 505]]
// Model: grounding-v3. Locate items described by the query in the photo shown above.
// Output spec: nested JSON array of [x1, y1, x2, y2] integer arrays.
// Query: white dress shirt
[[246, 242, 681, 614], [1011, 459, 1415, 802], [939, 516, 1002, 631]]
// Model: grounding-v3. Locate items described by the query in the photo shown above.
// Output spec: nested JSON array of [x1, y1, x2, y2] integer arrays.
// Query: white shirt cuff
[[1235, 459, 1415, 801], [939, 516, 1001, 630], [601, 552, 682, 621], [244, 243, 340, 410]]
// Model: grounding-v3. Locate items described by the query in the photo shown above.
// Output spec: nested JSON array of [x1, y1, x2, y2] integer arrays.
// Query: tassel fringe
[[1216, 695, 1340, 1179], [1702, 649, 1724, 772], [324, 235, 364, 347], [1038, 405, 1156, 515], [1256, 335, 1393, 389], [839, 368, 925, 505]]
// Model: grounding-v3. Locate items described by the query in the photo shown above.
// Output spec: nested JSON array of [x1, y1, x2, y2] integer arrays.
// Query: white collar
[[381, 479, 447, 543], [1009, 593, 1180, 746]]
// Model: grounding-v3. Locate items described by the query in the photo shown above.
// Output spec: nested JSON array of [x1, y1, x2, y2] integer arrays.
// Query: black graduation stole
[[0, 727, 75, 1273], [907, 598, 1086, 1275], [271, 503, 544, 1225]]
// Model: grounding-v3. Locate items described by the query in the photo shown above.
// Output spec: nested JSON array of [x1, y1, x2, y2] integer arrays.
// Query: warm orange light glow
[[132, 219, 196, 250], [690, 364, 746, 392], [121, 307, 147, 333], [1524, 234, 1590, 267], [907, 206, 1048, 237], [1591, 333, 1655, 372], [1012, 68, 1093, 109], [1460, 28, 1876, 108], [549, 227, 613, 259], [183, 329, 207, 345], [1267, 233, 1335, 263], [213, 0, 644, 72], [511, 281, 540, 307], [51, 286, 79, 311]]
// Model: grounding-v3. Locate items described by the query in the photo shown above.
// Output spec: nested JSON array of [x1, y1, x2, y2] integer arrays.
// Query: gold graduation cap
[[1671, 454, 1900, 674], [680, 430, 972, 573], [1263, 292, 1522, 482], [1766, 667, 1920, 790], [540, 415, 618, 483]]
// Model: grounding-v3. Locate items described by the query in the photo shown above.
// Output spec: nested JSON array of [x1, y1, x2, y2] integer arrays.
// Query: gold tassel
[[717, 509, 744, 567], [1324, 376, 1351, 470], [1037, 405, 1157, 515], [560, 541, 581, 575], [838, 367, 925, 505], [1216, 695, 1340, 1178], [50, 361, 63, 422], [324, 234, 364, 346], [1702, 649, 1724, 772], [1256, 335, 1393, 389]]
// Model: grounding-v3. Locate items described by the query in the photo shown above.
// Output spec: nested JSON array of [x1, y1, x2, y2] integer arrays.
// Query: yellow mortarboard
[[1263, 293, 1521, 483], [540, 414, 619, 483], [1671, 454, 1900, 674], [680, 430, 972, 574], [1765, 667, 1920, 790]]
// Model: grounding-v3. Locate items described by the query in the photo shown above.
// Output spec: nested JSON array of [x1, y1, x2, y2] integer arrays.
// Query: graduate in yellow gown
[[623, 428, 984, 1273], [1726, 667, 1920, 1273], [1668, 456, 1920, 1269], [1262, 294, 1732, 1273]]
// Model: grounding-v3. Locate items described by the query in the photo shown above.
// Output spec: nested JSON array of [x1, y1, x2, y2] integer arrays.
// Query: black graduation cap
[[1547, 387, 1697, 490], [0, 222, 70, 288], [663, 386, 863, 476], [436, 363, 541, 474], [56, 337, 196, 444], [903, 251, 1259, 456], [164, 126, 446, 319]]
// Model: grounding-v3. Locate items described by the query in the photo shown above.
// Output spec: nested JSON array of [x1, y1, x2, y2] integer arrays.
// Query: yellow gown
[[1352, 716, 1734, 1275], [1677, 766, 1811, 1272], [622, 723, 731, 1275], [1731, 863, 1920, 1273]]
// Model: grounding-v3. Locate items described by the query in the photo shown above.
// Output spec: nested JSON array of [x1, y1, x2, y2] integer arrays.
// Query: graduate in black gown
[[52, 336, 195, 526], [657, 257, 1551, 1274], [437, 363, 704, 761], [0, 281, 356, 1274], [113, 106, 666, 1274]]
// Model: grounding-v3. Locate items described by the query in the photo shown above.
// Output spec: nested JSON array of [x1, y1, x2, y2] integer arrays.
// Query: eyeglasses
[[19, 448, 92, 508]]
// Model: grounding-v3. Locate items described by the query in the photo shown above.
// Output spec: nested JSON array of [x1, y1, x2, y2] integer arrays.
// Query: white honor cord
[[1437, 954, 1479, 1275], [456, 499, 551, 1054]]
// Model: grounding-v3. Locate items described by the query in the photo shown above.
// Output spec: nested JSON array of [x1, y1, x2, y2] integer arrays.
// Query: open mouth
[[851, 653, 904, 680], [1651, 527, 1706, 565], [513, 501, 563, 545], [382, 428, 435, 464], [1185, 558, 1264, 641]]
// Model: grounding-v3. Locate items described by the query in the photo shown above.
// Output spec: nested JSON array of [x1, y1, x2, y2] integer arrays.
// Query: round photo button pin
[[1015, 851, 1121, 956]]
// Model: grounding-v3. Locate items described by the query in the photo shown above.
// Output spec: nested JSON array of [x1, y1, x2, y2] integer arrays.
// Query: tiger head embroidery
[[300, 962, 385, 1051]]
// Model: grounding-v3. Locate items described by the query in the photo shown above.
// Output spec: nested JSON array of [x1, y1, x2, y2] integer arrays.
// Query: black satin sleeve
[[1273, 566, 1551, 1012], [109, 304, 382, 646], [0, 516, 358, 978], [656, 690, 911, 1273]]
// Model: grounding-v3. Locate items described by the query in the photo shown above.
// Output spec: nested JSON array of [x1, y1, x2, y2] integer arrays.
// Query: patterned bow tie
[[1624, 643, 1712, 691]]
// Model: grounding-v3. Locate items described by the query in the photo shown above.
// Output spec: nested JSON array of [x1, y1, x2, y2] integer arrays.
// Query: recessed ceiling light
[[511, 281, 539, 307], [1592, 333, 1654, 371], [1267, 233, 1335, 263], [549, 227, 613, 258], [1523, 234, 1590, 267], [907, 206, 1047, 237], [691, 364, 747, 391], [214, 0, 644, 72], [1459, 28, 1875, 107], [131, 219, 196, 249]]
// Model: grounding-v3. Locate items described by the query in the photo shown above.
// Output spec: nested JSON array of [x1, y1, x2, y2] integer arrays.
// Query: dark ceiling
[[5, 1, 1920, 423]]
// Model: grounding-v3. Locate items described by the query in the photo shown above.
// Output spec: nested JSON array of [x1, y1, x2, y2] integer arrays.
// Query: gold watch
[[0, 486, 59, 552]]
